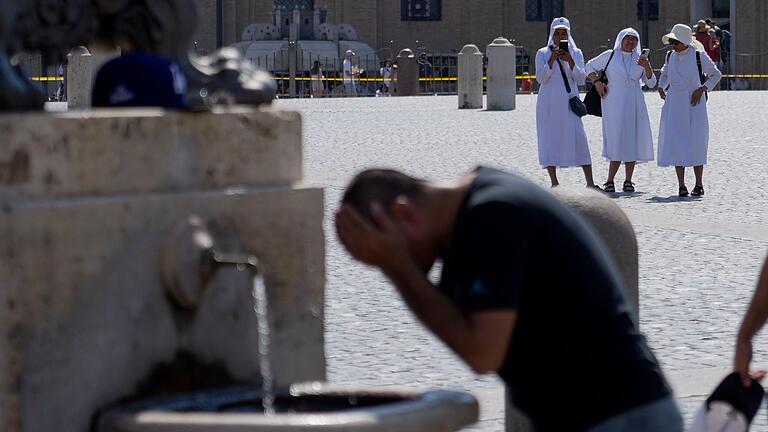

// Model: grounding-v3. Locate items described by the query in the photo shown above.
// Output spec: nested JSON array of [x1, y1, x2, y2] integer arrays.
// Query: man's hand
[[658, 88, 666, 100], [335, 203, 411, 275], [691, 86, 707, 106]]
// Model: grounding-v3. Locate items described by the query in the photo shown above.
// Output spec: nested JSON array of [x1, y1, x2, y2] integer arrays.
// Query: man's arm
[[735, 255, 768, 385], [336, 203, 516, 374], [384, 258, 517, 373]]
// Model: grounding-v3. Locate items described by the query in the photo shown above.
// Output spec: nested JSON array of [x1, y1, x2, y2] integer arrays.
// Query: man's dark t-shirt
[[439, 167, 670, 431], [92, 52, 187, 108]]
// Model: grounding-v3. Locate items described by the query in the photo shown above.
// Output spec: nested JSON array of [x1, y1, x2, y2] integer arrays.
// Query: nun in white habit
[[657, 24, 721, 197], [535, 17, 598, 188], [586, 28, 657, 193]]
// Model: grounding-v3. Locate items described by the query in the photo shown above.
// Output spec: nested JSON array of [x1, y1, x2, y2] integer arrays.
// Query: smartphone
[[559, 40, 569, 52], [640, 48, 650, 60]]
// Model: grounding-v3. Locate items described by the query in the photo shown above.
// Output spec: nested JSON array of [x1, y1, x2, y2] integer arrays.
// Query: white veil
[[547, 17, 579, 53], [614, 27, 642, 56]]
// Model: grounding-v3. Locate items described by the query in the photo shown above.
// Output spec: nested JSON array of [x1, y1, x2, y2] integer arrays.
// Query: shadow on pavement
[[646, 195, 703, 203], [605, 192, 648, 199]]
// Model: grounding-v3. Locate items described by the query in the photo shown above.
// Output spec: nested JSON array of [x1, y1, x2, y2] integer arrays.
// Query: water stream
[[252, 273, 275, 415]]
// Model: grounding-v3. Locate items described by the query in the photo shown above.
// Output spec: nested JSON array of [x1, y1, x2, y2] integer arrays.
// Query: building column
[[730, 0, 736, 71], [690, 0, 713, 23]]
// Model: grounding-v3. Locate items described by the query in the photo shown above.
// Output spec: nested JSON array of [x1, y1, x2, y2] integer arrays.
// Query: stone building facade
[[192, 0, 764, 81]]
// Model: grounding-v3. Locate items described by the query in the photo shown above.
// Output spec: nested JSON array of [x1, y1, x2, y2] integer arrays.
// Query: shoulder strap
[[696, 51, 708, 100], [556, 59, 572, 94], [663, 51, 672, 91], [696, 51, 705, 84], [605, 49, 616, 69]]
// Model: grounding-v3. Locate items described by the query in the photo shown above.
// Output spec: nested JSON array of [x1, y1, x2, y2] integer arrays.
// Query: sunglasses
[[669, 39, 684, 46]]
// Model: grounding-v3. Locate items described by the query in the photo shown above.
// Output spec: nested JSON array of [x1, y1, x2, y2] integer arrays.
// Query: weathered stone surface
[[457, 45, 483, 109], [486, 38, 516, 111], [395, 49, 419, 97], [0, 108, 322, 432], [97, 385, 478, 432], [66, 48, 94, 109], [0, 108, 302, 199], [0, 186, 325, 432]]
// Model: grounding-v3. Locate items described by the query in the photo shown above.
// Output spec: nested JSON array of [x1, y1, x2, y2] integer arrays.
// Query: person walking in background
[[342, 50, 357, 97], [657, 24, 721, 197], [694, 20, 720, 63], [587, 28, 657, 193], [310, 60, 324, 98], [380, 60, 393, 96], [535, 17, 599, 189]]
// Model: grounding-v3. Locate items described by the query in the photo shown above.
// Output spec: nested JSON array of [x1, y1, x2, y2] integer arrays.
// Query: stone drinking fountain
[[0, 1, 479, 431]]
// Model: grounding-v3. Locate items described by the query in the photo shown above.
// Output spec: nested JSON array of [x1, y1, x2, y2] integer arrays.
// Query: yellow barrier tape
[[273, 76, 539, 81], [29, 74, 768, 83]]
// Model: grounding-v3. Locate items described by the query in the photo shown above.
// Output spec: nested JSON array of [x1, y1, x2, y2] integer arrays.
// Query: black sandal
[[691, 185, 705, 196], [622, 180, 635, 193], [603, 181, 615, 193], [679, 185, 689, 197]]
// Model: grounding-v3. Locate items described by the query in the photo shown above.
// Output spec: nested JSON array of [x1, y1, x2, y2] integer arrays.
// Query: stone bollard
[[395, 49, 419, 97], [66, 46, 120, 109], [66, 46, 94, 109], [505, 187, 639, 432], [457, 44, 483, 109], [486, 37, 516, 111]]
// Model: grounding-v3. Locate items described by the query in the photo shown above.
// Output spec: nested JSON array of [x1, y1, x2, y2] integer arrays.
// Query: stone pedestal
[[66, 47, 94, 109], [486, 38, 516, 111], [457, 45, 483, 109], [66, 47, 120, 109], [395, 49, 419, 97], [0, 108, 325, 432]]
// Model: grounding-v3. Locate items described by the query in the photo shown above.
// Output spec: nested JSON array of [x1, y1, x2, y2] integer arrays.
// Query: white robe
[[535, 46, 591, 168], [657, 48, 721, 167], [586, 49, 657, 163]]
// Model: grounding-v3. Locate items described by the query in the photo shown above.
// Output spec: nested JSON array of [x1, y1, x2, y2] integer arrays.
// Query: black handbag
[[584, 50, 615, 117], [556, 59, 587, 117]]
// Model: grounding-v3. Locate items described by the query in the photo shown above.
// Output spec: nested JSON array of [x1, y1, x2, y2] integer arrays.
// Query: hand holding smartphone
[[559, 40, 569, 53], [640, 48, 650, 60]]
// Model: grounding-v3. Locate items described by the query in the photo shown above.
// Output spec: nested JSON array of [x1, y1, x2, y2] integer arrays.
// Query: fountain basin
[[97, 382, 479, 432]]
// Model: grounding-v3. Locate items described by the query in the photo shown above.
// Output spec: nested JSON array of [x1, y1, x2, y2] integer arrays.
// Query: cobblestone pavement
[[275, 92, 768, 430]]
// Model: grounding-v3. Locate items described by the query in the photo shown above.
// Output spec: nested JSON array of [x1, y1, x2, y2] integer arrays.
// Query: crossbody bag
[[583, 49, 615, 117], [556, 58, 588, 117]]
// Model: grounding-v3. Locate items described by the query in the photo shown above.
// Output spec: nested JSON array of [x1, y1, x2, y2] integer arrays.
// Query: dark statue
[[0, 0, 276, 111]]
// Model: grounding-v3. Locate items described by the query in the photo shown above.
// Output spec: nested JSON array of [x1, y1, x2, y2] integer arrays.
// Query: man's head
[[340, 169, 438, 270]]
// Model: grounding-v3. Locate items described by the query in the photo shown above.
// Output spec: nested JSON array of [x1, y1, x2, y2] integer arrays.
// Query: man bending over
[[335, 166, 681, 431]]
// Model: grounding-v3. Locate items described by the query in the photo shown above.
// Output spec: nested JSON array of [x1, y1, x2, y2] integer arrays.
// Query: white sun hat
[[662, 23, 705, 51]]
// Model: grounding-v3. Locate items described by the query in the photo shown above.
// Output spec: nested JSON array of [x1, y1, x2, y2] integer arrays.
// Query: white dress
[[535, 46, 591, 168], [586, 50, 657, 163], [657, 48, 721, 167]]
